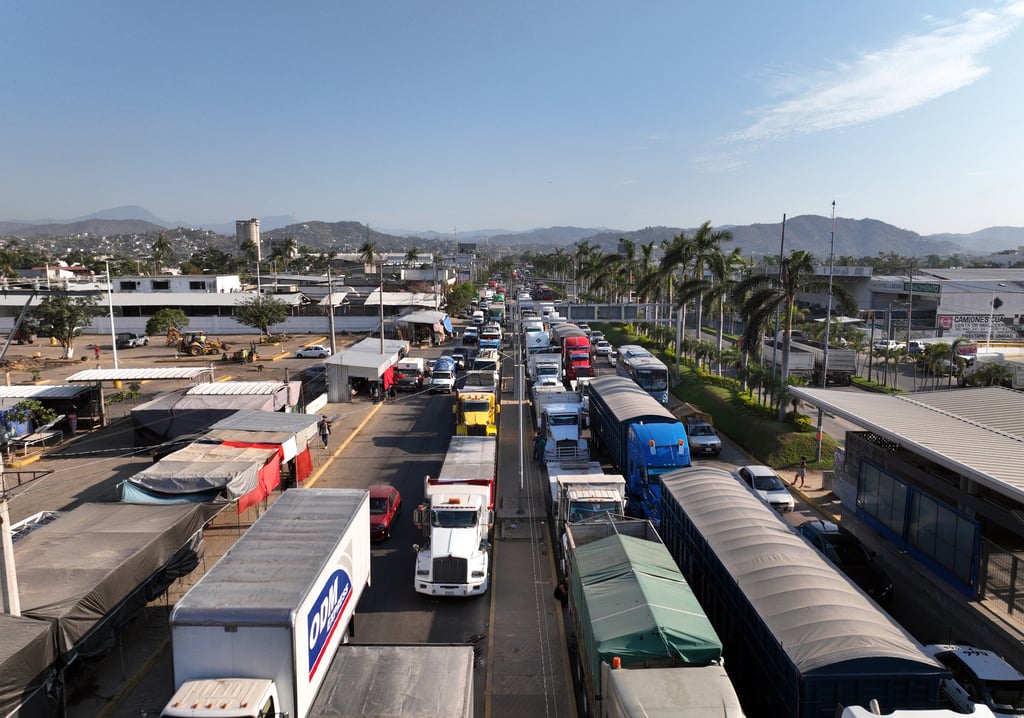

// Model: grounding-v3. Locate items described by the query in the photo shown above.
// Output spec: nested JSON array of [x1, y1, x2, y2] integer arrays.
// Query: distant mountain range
[[1, 205, 1022, 260]]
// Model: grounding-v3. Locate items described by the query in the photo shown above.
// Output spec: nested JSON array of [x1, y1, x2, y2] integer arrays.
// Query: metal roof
[[0, 385, 93, 399], [65, 368, 214, 382], [791, 386, 1024, 503], [661, 466, 938, 674], [186, 381, 292, 396]]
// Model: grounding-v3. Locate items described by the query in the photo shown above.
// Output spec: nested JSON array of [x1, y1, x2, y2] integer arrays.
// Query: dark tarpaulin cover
[[0, 614, 58, 718], [15, 502, 214, 656]]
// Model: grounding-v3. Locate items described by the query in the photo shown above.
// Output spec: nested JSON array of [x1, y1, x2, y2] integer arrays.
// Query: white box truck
[[161, 488, 371, 718]]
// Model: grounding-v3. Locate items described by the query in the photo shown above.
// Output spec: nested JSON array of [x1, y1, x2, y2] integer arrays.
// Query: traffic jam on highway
[[7, 282, 1024, 718]]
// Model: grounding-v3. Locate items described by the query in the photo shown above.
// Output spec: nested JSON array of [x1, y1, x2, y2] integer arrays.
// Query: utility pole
[[106, 261, 120, 369], [821, 201, 836, 388], [326, 266, 337, 355], [0, 455, 21, 616]]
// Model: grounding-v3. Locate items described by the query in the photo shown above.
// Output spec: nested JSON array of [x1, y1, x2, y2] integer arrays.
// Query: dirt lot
[[1, 332, 343, 387]]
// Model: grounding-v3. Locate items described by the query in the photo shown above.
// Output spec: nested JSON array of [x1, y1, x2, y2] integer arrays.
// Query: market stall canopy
[[205, 409, 321, 461], [122, 443, 280, 511], [398, 309, 454, 334], [0, 614, 57, 718], [15, 502, 214, 657]]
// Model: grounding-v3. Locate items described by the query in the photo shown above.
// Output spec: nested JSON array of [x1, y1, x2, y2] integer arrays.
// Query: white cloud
[[728, 2, 1024, 143]]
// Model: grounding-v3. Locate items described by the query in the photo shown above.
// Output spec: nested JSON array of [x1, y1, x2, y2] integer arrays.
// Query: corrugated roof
[[186, 381, 292, 396], [0, 385, 93, 399], [792, 386, 1024, 503], [66, 368, 213, 382]]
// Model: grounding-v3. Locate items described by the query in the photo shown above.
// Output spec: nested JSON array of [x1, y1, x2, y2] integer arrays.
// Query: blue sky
[[3, 1, 1023, 236]]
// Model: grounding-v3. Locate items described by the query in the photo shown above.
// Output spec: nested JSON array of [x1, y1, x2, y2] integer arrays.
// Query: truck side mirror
[[413, 507, 427, 528], [485, 509, 495, 525]]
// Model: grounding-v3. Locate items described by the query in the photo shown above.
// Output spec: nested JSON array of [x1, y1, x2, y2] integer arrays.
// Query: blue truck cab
[[625, 422, 690, 526]]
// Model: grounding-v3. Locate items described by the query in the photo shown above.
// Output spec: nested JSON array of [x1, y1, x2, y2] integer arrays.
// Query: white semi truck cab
[[413, 436, 497, 598]]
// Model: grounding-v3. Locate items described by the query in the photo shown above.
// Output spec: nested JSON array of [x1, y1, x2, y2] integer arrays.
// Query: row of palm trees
[[527, 223, 859, 418]]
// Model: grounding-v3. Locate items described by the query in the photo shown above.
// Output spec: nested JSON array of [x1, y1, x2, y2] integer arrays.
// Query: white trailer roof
[[172, 489, 368, 624], [438, 436, 496, 482]]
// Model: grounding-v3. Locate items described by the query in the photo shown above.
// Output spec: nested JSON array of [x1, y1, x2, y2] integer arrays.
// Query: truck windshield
[[537, 366, 558, 376], [567, 502, 620, 522], [433, 509, 478, 528], [463, 400, 491, 412], [549, 414, 578, 426]]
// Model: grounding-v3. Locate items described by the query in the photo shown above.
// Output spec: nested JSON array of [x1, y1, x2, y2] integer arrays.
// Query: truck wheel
[[188, 345, 202, 356]]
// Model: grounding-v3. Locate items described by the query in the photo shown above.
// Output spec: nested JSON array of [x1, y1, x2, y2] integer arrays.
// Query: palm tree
[[734, 250, 858, 419], [405, 246, 420, 267], [359, 240, 379, 274], [240, 237, 259, 264], [152, 233, 176, 274], [688, 221, 733, 337]]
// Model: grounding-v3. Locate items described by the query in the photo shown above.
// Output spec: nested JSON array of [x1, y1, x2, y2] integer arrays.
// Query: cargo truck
[[527, 352, 562, 386], [546, 461, 626, 528], [523, 318, 552, 355], [791, 339, 857, 386], [413, 436, 496, 597], [310, 644, 474, 717], [761, 338, 815, 378], [564, 515, 742, 718], [161, 488, 371, 718], [539, 397, 588, 464], [550, 324, 594, 387], [586, 375, 690, 526], [659, 466, 949, 718]]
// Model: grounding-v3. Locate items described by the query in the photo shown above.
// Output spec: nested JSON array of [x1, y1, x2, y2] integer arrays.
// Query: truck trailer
[[413, 435, 497, 597], [565, 517, 742, 718], [791, 339, 858, 386], [761, 338, 815, 378], [309, 644, 474, 717], [586, 375, 690, 526], [659, 466, 949, 718], [162, 488, 371, 718]]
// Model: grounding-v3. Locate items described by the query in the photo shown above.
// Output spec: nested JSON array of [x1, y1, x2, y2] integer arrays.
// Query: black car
[[450, 348, 468, 370], [797, 519, 894, 605]]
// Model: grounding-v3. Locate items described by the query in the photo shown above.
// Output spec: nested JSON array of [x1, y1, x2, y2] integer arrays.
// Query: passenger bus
[[615, 345, 670, 404]]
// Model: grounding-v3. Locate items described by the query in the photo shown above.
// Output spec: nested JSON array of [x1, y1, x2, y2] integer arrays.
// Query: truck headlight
[[471, 570, 485, 578], [416, 569, 430, 576]]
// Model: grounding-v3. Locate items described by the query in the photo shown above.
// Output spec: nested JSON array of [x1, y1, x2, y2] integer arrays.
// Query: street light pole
[[821, 201, 836, 388]]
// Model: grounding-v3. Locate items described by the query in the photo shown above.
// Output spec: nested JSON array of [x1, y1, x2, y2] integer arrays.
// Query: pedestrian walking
[[319, 415, 331, 448], [536, 435, 547, 467], [66, 410, 78, 437], [388, 383, 397, 402], [795, 456, 807, 488], [93, 345, 101, 360], [532, 432, 542, 463]]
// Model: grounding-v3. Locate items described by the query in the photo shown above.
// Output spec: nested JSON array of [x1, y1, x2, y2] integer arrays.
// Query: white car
[[593, 340, 612, 356], [295, 344, 332, 359], [873, 339, 905, 352], [735, 465, 795, 513], [607, 349, 617, 367], [924, 644, 1024, 718]]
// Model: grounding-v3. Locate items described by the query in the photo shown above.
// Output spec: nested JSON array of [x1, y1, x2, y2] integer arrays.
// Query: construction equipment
[[165, 326, 184, 346], [175, 331, 230, 357]]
